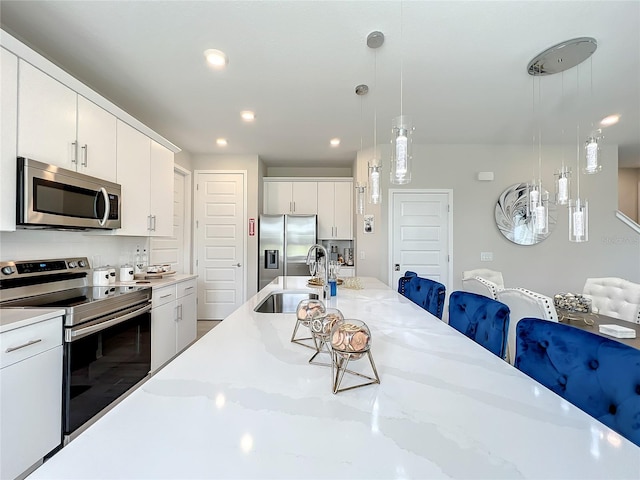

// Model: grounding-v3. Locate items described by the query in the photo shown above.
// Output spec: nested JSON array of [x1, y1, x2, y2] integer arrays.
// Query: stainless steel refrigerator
[[258, 214, 317, 290]]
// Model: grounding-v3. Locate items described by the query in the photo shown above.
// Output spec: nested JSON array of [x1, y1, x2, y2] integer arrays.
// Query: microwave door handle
[[96, 187, 110, 226]]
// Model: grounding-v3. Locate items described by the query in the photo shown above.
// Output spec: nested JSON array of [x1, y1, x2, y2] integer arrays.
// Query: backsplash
[[0, 230, 149, 268]]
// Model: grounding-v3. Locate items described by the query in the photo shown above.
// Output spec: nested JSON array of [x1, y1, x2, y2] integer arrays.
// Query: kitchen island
[[29, 277, 639, 479]]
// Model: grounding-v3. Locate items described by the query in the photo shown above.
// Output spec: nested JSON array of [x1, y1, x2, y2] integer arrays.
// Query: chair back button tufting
[[589, 359, 599, 370]]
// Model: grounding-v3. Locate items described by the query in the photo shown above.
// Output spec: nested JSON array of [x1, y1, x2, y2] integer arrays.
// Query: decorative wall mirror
[[495, 183, 556, 245]]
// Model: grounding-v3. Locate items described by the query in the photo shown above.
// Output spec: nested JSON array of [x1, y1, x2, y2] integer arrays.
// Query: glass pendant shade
[[554, 166, 571, 205], [528, 181, 541, 215], [584, 132, 602, 174], [390, 115, 413, 185], [355, 184, 366, 215], [569, 198, 589, 242], [533, 190, 549, 235], [368, 163, 382, 204]]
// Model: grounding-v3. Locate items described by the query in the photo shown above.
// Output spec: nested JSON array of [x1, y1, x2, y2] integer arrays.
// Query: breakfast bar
[[29, 277, 640, 479]]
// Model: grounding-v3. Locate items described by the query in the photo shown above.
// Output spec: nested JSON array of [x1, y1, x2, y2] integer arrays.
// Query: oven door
[[63, 302, 151, 438]]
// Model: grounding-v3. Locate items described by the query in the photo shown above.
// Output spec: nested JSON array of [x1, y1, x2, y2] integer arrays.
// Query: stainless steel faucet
[[306, 244, 329, 299]]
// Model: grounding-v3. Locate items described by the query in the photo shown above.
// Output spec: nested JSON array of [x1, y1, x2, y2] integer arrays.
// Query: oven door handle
[[67, 303, 152, 342]]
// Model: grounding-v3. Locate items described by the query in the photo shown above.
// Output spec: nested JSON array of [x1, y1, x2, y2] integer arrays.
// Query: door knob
[[394, 264, 400, 271], [235, 263, 242, 267]]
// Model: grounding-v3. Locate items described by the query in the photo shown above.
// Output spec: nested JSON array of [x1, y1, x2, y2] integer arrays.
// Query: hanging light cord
[[576, 65, 581, 199], [374, 49, 377, 162], [400, 0, 403, 118], [537, 71, 542, 183]]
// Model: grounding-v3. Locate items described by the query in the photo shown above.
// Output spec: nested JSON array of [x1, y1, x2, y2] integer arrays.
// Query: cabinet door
[[291, 182, 317, 214], [316, 182, 335, 239], [116, 121, 151, 236], [151, 301, 177, 372], [1, 48, 18, 232], [150, 141, 174, 237], [77, 95, 117, 182], [333, 182, 353, 239], [176, 292, 197, 353], [0, 345, 62, 480], [264, 181, 292, 214], [18, 60, 77, 169]]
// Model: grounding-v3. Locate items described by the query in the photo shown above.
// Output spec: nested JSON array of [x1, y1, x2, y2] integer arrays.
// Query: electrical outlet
[[360, 250, 366, 260], [480, 252, 493, 262]]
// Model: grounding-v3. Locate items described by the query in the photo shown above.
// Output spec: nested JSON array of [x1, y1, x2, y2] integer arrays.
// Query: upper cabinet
[[264, 181, 318, 215], [317, 181, 353, 240], [17, 61, 116, 182], [116, 121, 174, 237], [1, 47, 18, 232]]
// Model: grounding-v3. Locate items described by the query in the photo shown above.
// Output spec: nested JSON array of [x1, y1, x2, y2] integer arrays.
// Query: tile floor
[[196, 320, 221, 340]]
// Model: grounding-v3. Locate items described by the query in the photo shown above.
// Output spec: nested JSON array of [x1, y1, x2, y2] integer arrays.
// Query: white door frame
[[175, 164, 192, 274], [193, 170, 248, 308], [387, 189, 454, 288]]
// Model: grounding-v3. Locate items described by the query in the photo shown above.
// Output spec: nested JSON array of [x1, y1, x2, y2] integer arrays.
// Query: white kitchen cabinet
[[76, 95, 117, 181], [317, 181, 353, 239], [150, 141, 175, 237], [176, 279, 197, 352], [0, 315, 63, 480], [116, 121, 174, 237], [264, 181, 317, 214], [1, 47, 18, 231], [17, 61, 117, 182], [151, 279, 197, 372]]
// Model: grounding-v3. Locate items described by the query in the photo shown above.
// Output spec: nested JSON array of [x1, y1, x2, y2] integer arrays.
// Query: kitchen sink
[[254, 292, 319, 313]]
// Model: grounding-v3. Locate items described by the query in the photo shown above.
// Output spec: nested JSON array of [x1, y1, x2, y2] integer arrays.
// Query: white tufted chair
[[462, 268, 505, 288], [461, 276, 503, 300], [582, 277, 640, 324], [496, 288, 559, 365]]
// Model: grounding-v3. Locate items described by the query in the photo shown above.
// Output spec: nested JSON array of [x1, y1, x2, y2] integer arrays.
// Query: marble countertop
[[29, 277, 640, 479], [0, 308, 65, 333]]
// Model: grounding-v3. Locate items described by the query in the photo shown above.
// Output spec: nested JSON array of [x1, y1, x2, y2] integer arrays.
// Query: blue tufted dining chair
[[515, 318, 640, 447], [398, 271, 446, 320], [448, 291, 510, 358]]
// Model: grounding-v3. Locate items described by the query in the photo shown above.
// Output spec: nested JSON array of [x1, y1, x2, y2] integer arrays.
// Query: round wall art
[[495, 183, 556, 245]]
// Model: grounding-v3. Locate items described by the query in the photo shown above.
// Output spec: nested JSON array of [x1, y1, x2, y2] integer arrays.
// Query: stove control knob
[[68, 261, 77, 269], [78, 260, 87, 268], [1, 266, 15, 275]]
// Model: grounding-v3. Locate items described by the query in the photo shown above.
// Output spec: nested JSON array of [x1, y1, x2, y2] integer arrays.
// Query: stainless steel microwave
[[17, 157, 121, 230]]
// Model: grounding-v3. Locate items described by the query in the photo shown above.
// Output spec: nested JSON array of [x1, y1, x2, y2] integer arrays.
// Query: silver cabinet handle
[[6, 338, 42, 353], [159, 293, 173, 299], [184, 286, 194, 291], [71, 141, 78, 164], [152, 215, 157, 231], [81, 144, 88, 166]]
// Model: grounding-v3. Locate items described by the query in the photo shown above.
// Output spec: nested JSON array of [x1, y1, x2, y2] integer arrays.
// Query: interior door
[[390, 190, 452, 292], [195, 172, 246, 320]]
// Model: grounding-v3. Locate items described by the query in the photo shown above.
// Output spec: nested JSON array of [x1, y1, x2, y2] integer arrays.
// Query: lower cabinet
[[151, 279, 197, 372], [0, 315, 63, 480]]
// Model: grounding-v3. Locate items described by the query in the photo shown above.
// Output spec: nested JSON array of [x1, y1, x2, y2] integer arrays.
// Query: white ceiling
[[1, 1, 639, 167]]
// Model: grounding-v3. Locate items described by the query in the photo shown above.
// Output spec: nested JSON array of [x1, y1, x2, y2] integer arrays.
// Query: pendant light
[[555, 73, 571, 205], [527, 64, 548, 235], [367, 31, 383, 204], [584, 57, 603, 174], [390, 1, 414, 185], [355, 84, 368, 215], [527, 37, 596, 242]]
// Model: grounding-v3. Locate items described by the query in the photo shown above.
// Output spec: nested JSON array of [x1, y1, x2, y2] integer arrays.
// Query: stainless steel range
[[0, 257, 152, 442]]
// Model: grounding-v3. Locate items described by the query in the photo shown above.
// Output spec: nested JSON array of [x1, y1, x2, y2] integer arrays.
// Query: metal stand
[[330, 349, 380, 394], [290, 320, 316, 350], [308, 334, 332, 367]]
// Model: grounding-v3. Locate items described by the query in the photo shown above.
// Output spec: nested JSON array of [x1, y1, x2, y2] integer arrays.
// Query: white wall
[[356, 143, 640, 297], [192, 154, 260, 298]]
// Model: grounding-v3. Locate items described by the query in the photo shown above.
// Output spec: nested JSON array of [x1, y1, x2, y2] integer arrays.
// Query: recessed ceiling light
[[330, 138, 340, 147], [241, 111, 256, 122], [204, 49, 228, 68], [600, 114, 620, 127], [216, 138, 228, 146]]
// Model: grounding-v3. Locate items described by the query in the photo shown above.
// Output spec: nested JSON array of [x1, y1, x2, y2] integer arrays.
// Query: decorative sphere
[[310, 308, 344, 338], [296, 299, 326, 326]]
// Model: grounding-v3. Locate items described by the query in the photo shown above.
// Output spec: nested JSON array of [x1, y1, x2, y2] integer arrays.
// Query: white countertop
[[114, 273, 197, 289], [0, 308, 65, 333], [29, 276, 640, 479]]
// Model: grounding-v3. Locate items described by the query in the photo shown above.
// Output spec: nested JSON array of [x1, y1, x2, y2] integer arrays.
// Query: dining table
[[557, 308, 640, 349], [28, 276, 640, 479]]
